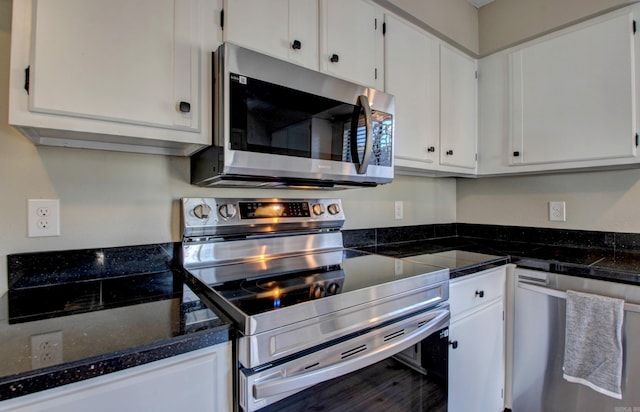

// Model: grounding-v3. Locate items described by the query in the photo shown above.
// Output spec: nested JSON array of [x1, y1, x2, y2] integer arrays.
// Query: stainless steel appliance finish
[[512, 268, 640, 411], [190, 43, 395, 189], [240, 307, 449, 410], [180, 197, 450, 411]]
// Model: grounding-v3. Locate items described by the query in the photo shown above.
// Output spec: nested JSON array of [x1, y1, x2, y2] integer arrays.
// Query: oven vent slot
[[417, 320, 428, 328], [304, 362, 320, 370], [383, 329, 406, 342], [341, 345, 367, 359]]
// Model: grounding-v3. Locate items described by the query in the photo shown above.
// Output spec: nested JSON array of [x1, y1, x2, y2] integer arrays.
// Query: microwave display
[[229, 73, 393, 167]]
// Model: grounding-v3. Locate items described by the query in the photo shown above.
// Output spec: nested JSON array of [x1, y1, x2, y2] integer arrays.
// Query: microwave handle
[[351, 95, 373, 175]]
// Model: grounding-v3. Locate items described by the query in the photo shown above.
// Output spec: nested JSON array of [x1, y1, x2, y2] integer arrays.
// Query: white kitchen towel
[[562, 289, 624, 399]]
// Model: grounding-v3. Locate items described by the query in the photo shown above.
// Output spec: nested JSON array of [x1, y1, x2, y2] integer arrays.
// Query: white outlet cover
[[394, 201, 404, 220], [28, 199, 60, 237], [549, 201, 566, 222], [31, 331, 63, 369]]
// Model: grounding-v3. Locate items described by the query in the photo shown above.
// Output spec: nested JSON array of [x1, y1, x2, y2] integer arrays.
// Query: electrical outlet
[[31, 331, 63, 369], [549, 201, 566, 222], [28, 199, 60, 237], [394, 259, 404, 276], [394, 201, 403, 220]]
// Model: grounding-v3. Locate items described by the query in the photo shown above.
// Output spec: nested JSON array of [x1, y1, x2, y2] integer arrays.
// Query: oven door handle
[[252, 308, 449, 400]]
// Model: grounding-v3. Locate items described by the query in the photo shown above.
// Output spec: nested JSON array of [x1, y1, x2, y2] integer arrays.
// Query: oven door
[[239, 305, 449, 412]]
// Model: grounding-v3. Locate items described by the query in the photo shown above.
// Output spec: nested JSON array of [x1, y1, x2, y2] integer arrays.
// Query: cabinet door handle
[[178, 101, 191, 113], [446, 149, 454, 156], [291, 39, 302, 50], [513, 151, 520, 157], [330, 54, 340, 63], [475, 290, 485, 298], [449, 340, 458, 349], [427, 146, 435, 153]]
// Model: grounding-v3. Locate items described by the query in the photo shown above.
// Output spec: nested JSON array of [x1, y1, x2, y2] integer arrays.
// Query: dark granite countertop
[[0, 244, 232, 402], [361, 235, 640, 286], [6, 225, 640, 403]]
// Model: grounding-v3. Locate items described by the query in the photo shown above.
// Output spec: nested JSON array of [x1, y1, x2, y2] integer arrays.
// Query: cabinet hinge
[[374, 18, 377, 30], [475, 70, 478, 79], [375, 68, 378, 80], [501, 388, 504, 399], [634, 20, 637, 34], [383, 22, 386, 35], [220, 9, 224, 30], [475, 153, 478, 161], [24, 65, 30, 94], [635, 133, 639, 146]]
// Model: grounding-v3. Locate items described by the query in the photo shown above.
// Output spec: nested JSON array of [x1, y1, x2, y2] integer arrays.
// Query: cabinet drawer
[[449, 267, 505, 318]]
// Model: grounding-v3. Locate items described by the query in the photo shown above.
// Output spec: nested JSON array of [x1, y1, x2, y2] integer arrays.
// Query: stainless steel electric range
[[180, 198, 450, 412]]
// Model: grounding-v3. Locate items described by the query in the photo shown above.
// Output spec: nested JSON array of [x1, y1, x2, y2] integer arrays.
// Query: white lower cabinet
[[448, 267, 506, 412], [0, 343, 232, 412]]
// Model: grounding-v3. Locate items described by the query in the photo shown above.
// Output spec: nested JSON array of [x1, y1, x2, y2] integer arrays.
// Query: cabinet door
[[223, 0, 319, 70], [0, 344, 232, 412], [320, 0, 383, 89], [449, 300, 504, 412], [385, 13, 439, 167], [29, 0, 199, 131], [440, 44, 478, 170], [509, 11, 635, 166]]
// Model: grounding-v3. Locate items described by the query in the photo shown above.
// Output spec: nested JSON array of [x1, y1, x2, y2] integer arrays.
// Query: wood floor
[[261, 358, 447, 412]]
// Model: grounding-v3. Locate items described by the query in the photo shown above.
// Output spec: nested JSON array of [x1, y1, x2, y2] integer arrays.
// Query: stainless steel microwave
[[190, 43, 395, 189]]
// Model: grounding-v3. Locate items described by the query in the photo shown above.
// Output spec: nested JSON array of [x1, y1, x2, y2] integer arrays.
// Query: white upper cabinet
[[440, 44, 478, 171], [222, 0, 383, 88], [509, 10, 635, 166], [478, 6, 639, 175], [385, 13, 440, 168], [223, 0, 319, 70], [9, 0, 219, 155], [320, 0, 384, 89], [385, 14, 477, 176]]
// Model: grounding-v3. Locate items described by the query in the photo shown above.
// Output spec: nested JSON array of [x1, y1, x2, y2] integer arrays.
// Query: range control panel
[[238, 201, 312, 219], [181, 198, 345, 238]]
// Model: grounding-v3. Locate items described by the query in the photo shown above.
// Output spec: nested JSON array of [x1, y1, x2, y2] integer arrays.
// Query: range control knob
[[312, 203, 325, 216], [218, 203, 237, 220], [327, 203, 340, 215], [311, 284, 325, 299], [193, 204, 212, 219], [327, 282, 340, 295]]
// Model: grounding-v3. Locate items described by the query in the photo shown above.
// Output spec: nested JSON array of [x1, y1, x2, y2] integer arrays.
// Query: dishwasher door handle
[[252, 309, 450, 400], [518, 281, 640, 313]]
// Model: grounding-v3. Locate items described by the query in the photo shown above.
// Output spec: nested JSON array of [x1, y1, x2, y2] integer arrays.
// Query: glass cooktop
[[185, 249, 448, 318]]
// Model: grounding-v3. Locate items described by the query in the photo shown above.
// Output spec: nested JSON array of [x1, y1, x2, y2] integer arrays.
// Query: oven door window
[[261, 354, 447, 412], [229, 73, 393, 167]]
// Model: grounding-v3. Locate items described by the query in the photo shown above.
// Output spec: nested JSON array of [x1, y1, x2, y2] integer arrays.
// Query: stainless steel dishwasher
[[512, 268, 640, 412]]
